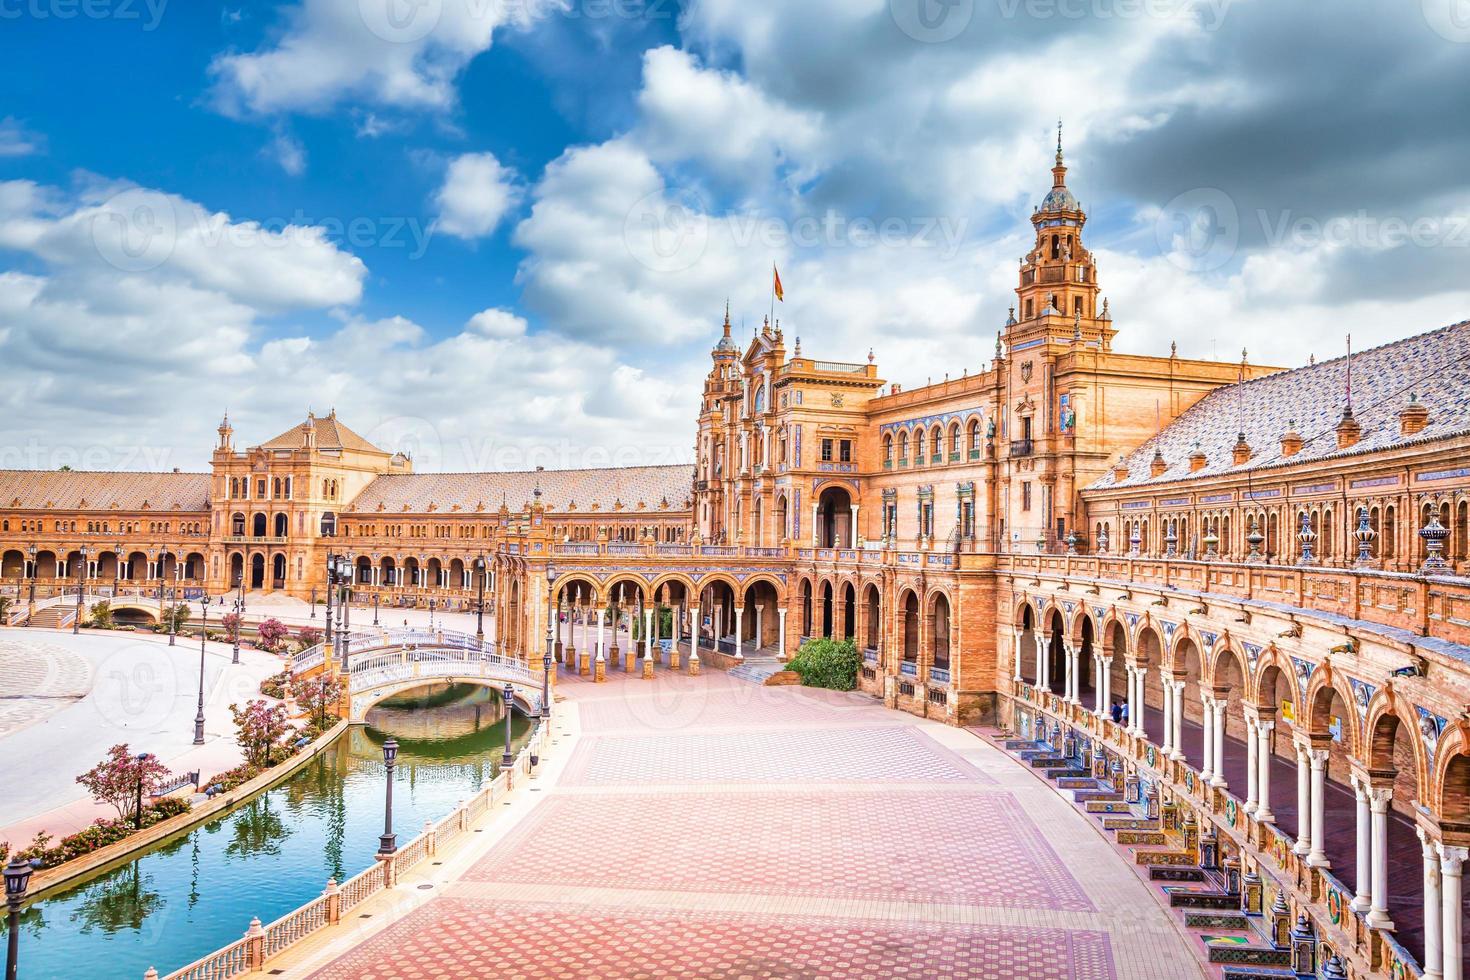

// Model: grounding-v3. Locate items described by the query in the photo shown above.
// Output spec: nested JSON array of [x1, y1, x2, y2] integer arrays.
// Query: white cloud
[[466, 307, 528, 338], [207, 0, 549, 117], [0, 118, 44, 158], [434, 152, 521, 240], [268, 130, 308, 176]]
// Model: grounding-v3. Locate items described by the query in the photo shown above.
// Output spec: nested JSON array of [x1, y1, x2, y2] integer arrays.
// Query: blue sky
[[2, 0, 1469, 472]]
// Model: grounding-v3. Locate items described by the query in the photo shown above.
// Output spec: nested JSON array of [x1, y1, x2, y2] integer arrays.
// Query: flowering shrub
[[229, 699, 291, 767], [221, 612, 242, 642], [10, 797, 191, 868], [259, 670, 290, 699], [256, 618, 290, 653], [75, 745, 173, 824], [295, 626, 323, 651], [290, 673, 344, 729]]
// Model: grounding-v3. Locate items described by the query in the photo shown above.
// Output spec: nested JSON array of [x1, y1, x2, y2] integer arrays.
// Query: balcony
[[1009, 438, 1034, 457]]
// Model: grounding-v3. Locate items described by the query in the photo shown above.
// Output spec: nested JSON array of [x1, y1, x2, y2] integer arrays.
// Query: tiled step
[[1004, 739, 1045, 751], [1221, 966, 1296, 980], [1168, 890, 1239, 910], [1086, 800, 1137, 814], [1055, 776, 1098, 789], [1102, 816, 1157, 831], [1149, 866, 1207, 882], [1117, 830, 1167, 846], [1027, 755, 1067, 768], [1185, 911, 1250, 930], [1207, 942, 1291, 968], [1135, 849, 1196, 866], [1074, 790, 1124, 803], [1041, 766, 1087, 780]]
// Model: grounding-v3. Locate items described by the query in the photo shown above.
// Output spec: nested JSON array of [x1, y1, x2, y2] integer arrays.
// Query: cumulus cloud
[[434, 152, 521, 239], [207, 0, 551, 117], [0, 118, 44, 158]]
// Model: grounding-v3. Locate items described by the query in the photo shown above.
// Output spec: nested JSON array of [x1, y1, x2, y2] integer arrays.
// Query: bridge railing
[[291, 628, 501, 675], [152, 716, 549, 980]]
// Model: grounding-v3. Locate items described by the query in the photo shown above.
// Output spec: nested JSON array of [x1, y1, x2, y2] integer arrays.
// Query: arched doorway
[[930, 593, 951, 675], [271, 554, 287, 589], [901, 591, 919, 665], [863, 584, 881, 655], [820, 581, 834, 638], [817, 486, 853, 548], [250, 553, 266, 590]]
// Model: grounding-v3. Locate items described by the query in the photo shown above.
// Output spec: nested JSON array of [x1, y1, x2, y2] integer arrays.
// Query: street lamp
[[133, 752, 153, 829], [24, 544, 36, 627], [73, 545, 88, 635], [323, 550, 336, 655], [194, 597, 211, 745], [114, 539, 124, 596], [5, 855, 38, 980], [501, 682, 515, 767], [377, 738, 398, 856], [372, 591, 379, 626], [168, 562, 183, 647], [474, 556, 486, 644], [543, 562, 555, 719]]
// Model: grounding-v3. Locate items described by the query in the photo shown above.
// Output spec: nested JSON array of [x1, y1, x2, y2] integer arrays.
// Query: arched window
[[252, 513, 267, 537], [232, 512, 245, 536], [883, 434, 893, 464], [915, 430, 926, 464], [968, 419, 981, 454], [899, 432, 909, 463], [949, 423, 961, 456]]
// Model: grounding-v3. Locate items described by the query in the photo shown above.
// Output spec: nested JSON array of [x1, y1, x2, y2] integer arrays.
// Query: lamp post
[[168, 562, 182, 647], [501, 681, 515, 767], [194, 597, 211, 745], [323, 550, 335, 656], [543, 562, 555, 718], [5, 854, 38, 980], [474, 556, 486, 644], [133, 752, 153, 829], [377, 738, 398, 856], [24, 544, 36, 627], [114, 538, 124, 596], [73, 545, 88, 635], [428, 597, 436, 632], [372, 591, 379, 626]]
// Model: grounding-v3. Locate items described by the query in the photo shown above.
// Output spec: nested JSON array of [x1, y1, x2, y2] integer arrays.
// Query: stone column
[[812, 503, 820, 546], [1034, 634, 1047, 691], [1170, 681, 1185, 760], [1366, 785, 1394, 927], [1094, 654, 1105, 716], [643, 608, 655, 678], [849, 504, 859, 548], [1210, 698, 1227, 789], [734, 606, 744, 661], [1307, 748, 1331, 867], [1440, 845, 1466, 980], [1062, 642, 1075, 703], [777, 607, 787, 662], [1351, 776, 1373, 913], [1159, 681, 1174, 755], [1292, 743, 1312, 855], [1420, 827, 1444, 980], [755, 605, 764, 654], [1244, 716, 1259, 812], [1128, 666, 1143, 736], [1100, 658, 1112, 716], [1255, 721, 1275, 823], [1200, 693, 1215, 782], [688, 605, 701, 674], [1013, 630, 1023, 682]]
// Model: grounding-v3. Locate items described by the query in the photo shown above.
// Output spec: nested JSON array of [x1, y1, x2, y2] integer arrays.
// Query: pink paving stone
[[464, 790, 1094, 911], [571, 676, 901, 735], [557, 725, 991, 786], [307, 899, 1118, 980]]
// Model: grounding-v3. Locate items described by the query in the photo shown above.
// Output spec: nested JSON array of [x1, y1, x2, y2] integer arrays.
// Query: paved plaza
[[0, 628, 279, 844], [282, 667, 1206, 979]]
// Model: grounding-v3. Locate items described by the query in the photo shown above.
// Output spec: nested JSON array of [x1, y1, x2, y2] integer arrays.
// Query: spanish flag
[[773, 264, 784, 302]]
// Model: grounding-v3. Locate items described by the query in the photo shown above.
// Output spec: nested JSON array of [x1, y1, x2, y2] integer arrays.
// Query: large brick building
[[3, 146, 1469, 979]]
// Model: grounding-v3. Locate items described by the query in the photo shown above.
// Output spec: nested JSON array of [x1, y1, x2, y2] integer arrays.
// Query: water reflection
[[2, 683, 532, 980]]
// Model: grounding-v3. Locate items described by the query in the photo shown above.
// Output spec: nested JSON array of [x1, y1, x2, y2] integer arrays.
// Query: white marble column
[[755, 605, 764, 654], [1129, 666, 1143, 736], [1200, 693, 1215, 781], [1094, 655, 1106, 715], [1440, 845, 1466, 980], [1351, 776, 1373, 913], [733, 606, 744, 661], [1307, 748, 1331, 867], [1034, 634, 1047, 690], [595, 607, 606, 665], [1366, 785, 1395, 928], [1169, 681, 1185, 759], [644, 608, 654, 662], [777, 607, 787, 661], [1160, 680, 1175, 755], [1244, 715, 1259, 812], [811, 504, 820, 546], [1013, 630, 1023, 681], [849, 504, 859, 548], [1063, 643, 1075, 702], [1210, 698, 1228, 789], [1255, 722, 1275, 822], [1420, 828, 1444, 980], [688, 605, 700, 665], [1293, 743, 1312, 856]]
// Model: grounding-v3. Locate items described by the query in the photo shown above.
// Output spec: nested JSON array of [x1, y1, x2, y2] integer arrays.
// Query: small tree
[[784, 637, 861, 691], [229, 699, 291, 767], [221, 612, 242, 642], [76, 744, 172, 825], [290, 673, 344, 729], [295, 626, 323, 651], [256, 618, 289, 653], [160, 603, 190, 634], [88, 600, 114, 629]]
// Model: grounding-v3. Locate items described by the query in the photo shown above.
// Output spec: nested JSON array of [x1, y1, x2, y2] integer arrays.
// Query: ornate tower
[[1009, 123, 1115, 351]]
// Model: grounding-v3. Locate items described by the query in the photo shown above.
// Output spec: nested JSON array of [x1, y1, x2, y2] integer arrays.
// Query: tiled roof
[[257, 412, 385, 454], [348, 464, 695, 514], [1089, 319, 1470, 490], [0, 470, 211, 511]]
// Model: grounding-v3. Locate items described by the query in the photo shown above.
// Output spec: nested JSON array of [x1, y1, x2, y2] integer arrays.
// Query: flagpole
[[770, 262, 776, 331]]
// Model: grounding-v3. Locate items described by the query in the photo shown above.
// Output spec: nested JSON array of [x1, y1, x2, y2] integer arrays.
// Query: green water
[[2, 684, 534, 980]]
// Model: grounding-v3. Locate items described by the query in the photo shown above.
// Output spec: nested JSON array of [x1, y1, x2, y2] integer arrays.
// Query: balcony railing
[[1009, 438, 1034, 457]]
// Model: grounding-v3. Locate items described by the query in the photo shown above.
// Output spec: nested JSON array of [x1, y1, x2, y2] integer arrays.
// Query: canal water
[[3, 684, 533, 980]]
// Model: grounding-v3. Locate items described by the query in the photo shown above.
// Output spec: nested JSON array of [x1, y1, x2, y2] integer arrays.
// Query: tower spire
[[1052, 118, 1068, 188]]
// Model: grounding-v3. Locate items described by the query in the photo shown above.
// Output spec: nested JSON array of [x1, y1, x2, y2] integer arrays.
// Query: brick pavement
[[302, 668, 1205, 979]]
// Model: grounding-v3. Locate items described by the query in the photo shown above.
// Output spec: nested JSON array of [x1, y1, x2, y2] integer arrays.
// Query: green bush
[[784, 637, 861, 691]]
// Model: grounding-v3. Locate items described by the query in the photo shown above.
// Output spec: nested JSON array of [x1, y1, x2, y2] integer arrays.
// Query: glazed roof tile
[[0, 470, 211, 511], [349, 464, 694, 514], [1090, 319, 1470, 491]]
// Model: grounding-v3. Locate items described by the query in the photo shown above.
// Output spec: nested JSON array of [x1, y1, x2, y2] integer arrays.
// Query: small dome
[[1040, 185, 1079, 212]]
